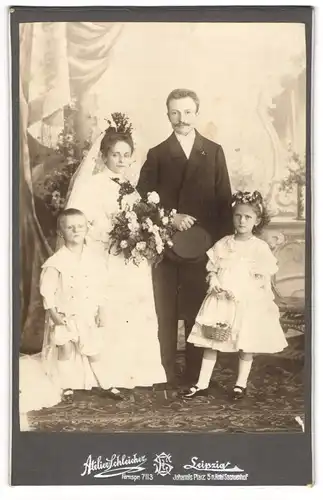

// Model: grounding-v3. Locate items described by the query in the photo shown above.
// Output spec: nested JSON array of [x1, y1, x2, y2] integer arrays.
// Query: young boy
[[40, 208, 122, 401]]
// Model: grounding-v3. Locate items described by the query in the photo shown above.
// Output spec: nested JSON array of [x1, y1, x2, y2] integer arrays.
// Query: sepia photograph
[[17, 17, 308, 438]]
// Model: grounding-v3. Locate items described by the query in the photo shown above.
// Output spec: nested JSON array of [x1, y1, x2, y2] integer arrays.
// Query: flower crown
[[232, 190, 264, 213]]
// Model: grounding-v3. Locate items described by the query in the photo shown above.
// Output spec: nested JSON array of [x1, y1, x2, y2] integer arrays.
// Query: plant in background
[[280, 145, 306, 219]]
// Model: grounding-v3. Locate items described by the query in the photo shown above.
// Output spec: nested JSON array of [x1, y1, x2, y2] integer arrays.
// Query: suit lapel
[[166, 131, 208, 187], [183, 131, 207, 184]]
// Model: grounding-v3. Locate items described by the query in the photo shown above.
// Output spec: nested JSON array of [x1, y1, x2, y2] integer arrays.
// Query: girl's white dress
[[188, 235, 288, 353]]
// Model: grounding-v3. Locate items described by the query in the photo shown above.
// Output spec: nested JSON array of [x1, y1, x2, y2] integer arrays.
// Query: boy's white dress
[[19, 167, 166, 414], [188, 235, 288, 353]]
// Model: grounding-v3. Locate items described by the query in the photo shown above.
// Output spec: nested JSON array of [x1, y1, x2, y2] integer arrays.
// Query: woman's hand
[[49, 308, 67, 327]]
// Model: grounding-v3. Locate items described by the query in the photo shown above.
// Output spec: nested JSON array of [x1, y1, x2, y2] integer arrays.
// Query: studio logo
[[153, 452, 173, 476], [81, 453, 147, 479]]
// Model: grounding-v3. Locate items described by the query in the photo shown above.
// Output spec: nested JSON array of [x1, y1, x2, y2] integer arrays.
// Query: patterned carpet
[[26, 336, 305, 433]]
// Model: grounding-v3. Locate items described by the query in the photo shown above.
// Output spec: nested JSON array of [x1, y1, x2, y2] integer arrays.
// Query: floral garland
[[112, 178, 137, 209], [232, 190, 264, 211], [109, 183, 176, 266]]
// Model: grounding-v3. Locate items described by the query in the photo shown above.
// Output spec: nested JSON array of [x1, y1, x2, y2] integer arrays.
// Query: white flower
[[148, 224, 160, 234], [146, 218, 153, 227], [136, 241, 147, 251], [128, 221, 140, 233], [120, 240, 128, 249], [125, 211, 137, 221], [170, 209, 177, 217], [134, 255, 143, 266], [131, 248, 143, 265], [161, 216, 169, 226], [147, 191, 160, 204], [52, 190, 60, 200], [154, 234, 163, 254], [156, 243, 164, 254], [167, 240, 174, 248], [159, 208, 165, 217]]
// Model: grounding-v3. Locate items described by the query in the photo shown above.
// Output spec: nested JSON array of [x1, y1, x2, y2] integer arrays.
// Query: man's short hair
[[166, 88, 200, 113]]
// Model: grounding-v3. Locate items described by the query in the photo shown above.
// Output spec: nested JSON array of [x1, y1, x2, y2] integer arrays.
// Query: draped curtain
[[19, 22, 123, 352]]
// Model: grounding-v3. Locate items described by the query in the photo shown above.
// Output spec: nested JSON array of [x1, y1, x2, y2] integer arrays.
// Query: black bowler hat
[[166, 224, 212, 263]]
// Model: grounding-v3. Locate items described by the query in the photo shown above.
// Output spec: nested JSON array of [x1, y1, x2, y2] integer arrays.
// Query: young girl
[[183, 190, 288, 400], [39, 207, 122, 402]]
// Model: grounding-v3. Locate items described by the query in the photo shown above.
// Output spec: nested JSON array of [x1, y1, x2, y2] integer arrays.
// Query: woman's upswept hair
[[100, 128, 134, 156]]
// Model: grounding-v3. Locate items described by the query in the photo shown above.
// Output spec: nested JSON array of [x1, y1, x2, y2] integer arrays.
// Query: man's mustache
[[175, 122, 191, 127]]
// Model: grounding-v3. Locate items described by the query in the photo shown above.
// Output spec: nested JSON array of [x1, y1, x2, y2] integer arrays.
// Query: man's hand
[[173, 213, 196, 231]]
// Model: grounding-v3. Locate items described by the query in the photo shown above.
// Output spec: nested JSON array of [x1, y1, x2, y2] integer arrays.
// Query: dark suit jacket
[[137, 130, 233, 242], [137, 130, 233, 320]]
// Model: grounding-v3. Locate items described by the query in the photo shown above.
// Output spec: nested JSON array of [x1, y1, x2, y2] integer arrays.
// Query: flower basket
[[202, 322, 232, 342], [199, 292, 236, 342]]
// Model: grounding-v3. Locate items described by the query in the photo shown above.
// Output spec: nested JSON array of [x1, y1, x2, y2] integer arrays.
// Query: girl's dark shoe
[[232, 385, 247, 400], [181, 385, 209, 399], [62, 388, 74, 403]]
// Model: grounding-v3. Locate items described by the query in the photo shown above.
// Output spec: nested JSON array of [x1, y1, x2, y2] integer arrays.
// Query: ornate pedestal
[[262, 217, 306, 337], [262, 217, 306, 299]]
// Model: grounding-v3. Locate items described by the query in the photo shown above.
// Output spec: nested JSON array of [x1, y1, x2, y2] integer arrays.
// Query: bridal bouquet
[[109, 184, 177, 266]]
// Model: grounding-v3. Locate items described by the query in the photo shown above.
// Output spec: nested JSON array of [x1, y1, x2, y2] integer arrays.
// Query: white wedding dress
[[19, 141, 166, 418], [66, 165, 166, 388]]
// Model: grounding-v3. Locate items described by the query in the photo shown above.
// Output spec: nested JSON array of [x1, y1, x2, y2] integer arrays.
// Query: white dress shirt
[[175, 129, 196, 159]]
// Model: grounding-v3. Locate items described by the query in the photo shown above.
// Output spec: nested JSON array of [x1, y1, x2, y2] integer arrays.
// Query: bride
[[65, 124, 166, 390], [19, 122, 166, 419]]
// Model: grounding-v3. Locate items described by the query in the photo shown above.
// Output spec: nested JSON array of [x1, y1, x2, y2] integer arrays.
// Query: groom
[[137, 88, 233, 387]]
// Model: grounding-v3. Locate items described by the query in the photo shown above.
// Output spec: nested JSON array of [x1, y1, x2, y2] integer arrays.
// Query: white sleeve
[[206, 239, 223, 273], [206, 242, 222, 287], [253, 242, 278, 277], [39, 267, 60, 310]]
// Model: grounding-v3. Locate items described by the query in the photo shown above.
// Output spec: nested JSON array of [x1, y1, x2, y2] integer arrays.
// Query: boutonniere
[[199, 148, 207, 156]]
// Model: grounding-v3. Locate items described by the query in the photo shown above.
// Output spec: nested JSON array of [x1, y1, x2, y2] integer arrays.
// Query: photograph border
[[11, 5, 313, 486]]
